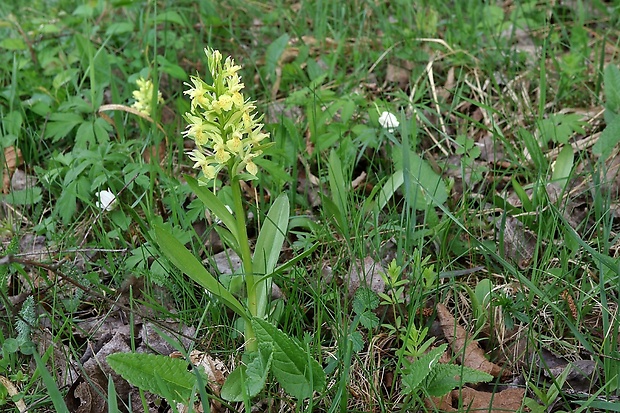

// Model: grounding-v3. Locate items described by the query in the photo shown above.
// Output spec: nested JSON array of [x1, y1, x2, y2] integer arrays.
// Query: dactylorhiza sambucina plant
[[107, 48, 325, 406]]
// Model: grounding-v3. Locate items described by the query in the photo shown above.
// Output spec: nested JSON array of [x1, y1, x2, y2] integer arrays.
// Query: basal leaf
[[154, 224, 248, 320], [251, 318, 325, 399], [253, 193, 289, 318], [106, 353, 196, 403]]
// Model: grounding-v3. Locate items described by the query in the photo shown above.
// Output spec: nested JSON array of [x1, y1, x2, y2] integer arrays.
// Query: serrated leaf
[[358, 310, 379, 330], [401, 344, 448, 394], [251, 318, 325, 399], [426, 363, 494, 397], [221, 344, 273, 402], [353, 287, 380, 314], [106, 353, 196, 403], [350, 330, 364, 353]]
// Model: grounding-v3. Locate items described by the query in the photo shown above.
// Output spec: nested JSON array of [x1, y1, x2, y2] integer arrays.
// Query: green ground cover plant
[[0, 0, 619, 411]]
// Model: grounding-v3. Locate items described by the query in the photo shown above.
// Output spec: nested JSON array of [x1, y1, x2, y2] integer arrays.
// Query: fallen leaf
[[436, 303, 504, 378], [346, 256, 386, 297], [2, 146, 22, 193], [386, 63, 410, 89], [496, 215, 536, 269], [452, 387, 525, 412]]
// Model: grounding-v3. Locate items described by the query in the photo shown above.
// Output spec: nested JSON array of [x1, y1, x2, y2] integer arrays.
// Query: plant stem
[[231, 176, 257, 352]]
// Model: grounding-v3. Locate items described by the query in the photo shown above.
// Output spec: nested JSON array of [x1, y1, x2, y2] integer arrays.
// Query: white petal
[[378, 111, 399, 132], [96, 189, 117, 211]]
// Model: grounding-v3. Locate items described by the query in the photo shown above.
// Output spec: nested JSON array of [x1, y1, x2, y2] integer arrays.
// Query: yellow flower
[[184, 48, 270, 181], [184, 77, 211, 110], [211, 94, 234, 113], [132, 76, 163, 116], [188, 150, 218, 179], [246, 160, 258, 176]]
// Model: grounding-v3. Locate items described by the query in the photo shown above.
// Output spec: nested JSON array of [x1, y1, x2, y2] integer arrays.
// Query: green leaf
[[551, 145, 574, 191], [604, 64, 620, 114], [592, 115, 620, 159], [186, 176, 239, 245], [426, 363, 493, 397], [0, 187, 42, 205], [394, 146, 447, 209], [32, 351, 69, 413], [45, 113, 83, 142], [106, 353, 196, 403], [251, 318, 325, 399], [401, 343, 447, 394], [265, 33, 290, 76], [222, 343, 274, 401], [358, 310, 379, 330], [153, 224, 248, 320], [253, 193, 289, 318]]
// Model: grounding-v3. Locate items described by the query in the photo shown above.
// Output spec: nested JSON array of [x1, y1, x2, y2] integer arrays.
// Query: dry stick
[[425, 60, 450, 156]]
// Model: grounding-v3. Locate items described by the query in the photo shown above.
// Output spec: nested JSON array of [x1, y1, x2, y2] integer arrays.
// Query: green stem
[[231, 176, 257, 352]]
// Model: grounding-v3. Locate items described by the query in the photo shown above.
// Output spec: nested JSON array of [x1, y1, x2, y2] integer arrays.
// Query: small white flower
[[96, 189, 117, 211], [378, 111, 399, 132]]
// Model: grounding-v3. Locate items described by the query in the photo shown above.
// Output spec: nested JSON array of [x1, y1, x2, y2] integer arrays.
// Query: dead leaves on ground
[[425, 304, 524, 412]]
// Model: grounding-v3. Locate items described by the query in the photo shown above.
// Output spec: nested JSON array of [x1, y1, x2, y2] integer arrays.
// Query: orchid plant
[[144, 48, 324, 404]]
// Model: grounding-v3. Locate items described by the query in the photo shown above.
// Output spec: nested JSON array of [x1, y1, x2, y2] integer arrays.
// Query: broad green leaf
[[592, 115, 620, 160], [0, 187, 42, 205], [401, 343, 447, 394], [45, 113, 83, 142], [251, 318, 325, 399], [221, 343, 273, 401], [551, 145, 574, 191], [0, 38, 27, 51], [265, 33, 290, 76], [154, 224, 248, 320], [186, 176, 239, 244], [156, 55, 188, 80], [253, 193, 289, 318], [426, 363, 493, 397], [604, 64, 620, 114], [106, 353, 196, 403], [393, 146, 447, 210]]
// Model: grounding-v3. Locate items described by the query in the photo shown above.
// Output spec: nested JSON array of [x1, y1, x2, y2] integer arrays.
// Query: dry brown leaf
[[496, 215, 536, 269], [0, 375, 27, 412], [346, 256, 386, 297], [436, 303, 504, 378], [452, 387, 525, 412], [2, 146, 22, 193], [386, 63, 410, 89]]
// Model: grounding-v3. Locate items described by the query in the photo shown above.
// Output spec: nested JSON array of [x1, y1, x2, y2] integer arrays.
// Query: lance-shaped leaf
[[154, 224, 248, 320], [253, 193, 289, 318]]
